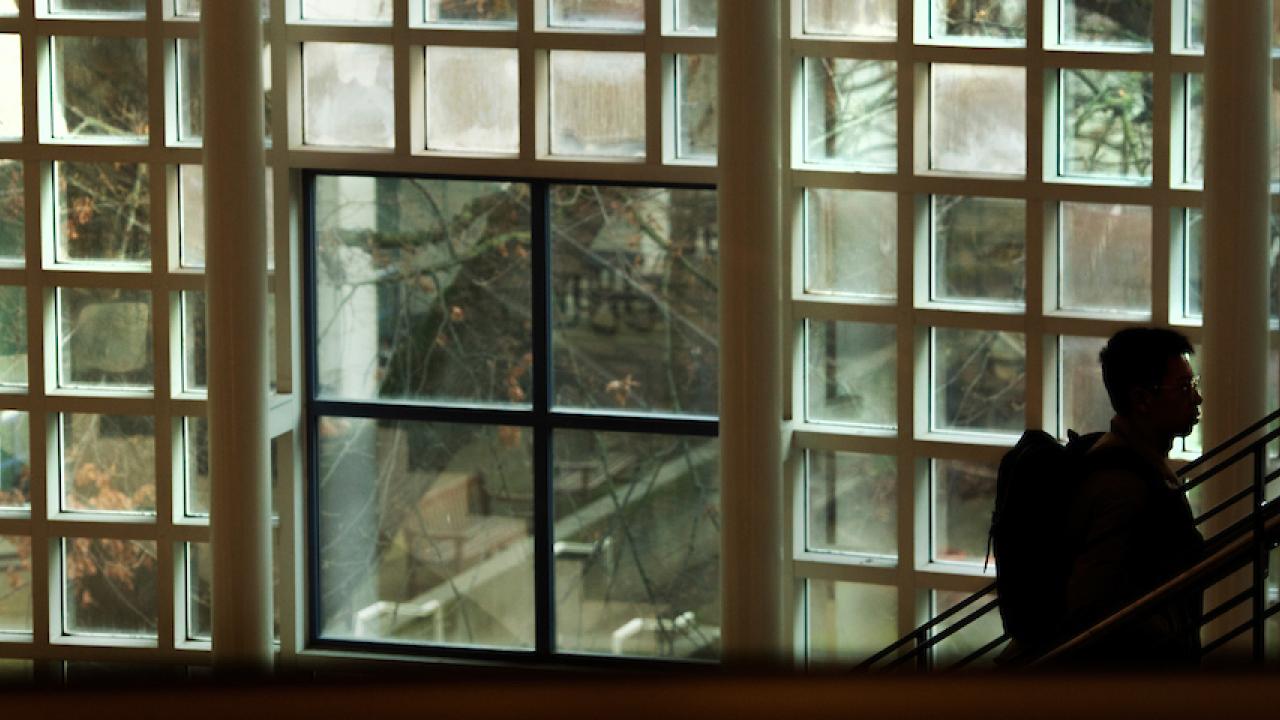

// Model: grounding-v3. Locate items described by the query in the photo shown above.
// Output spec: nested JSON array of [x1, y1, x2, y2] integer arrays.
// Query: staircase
[[859, 409, 1280, 671]]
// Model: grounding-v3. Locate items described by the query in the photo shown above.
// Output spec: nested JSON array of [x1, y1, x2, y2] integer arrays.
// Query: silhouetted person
[[1063, 327, 1205, 666]]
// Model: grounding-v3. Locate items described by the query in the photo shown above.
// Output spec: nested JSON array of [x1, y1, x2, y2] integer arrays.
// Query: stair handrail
[[1034, 500, 1280, 666], [858, 407, 1280, 671]]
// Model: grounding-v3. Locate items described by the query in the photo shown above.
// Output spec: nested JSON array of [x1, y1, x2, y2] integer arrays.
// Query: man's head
[[1100, 327, 1202, 440]]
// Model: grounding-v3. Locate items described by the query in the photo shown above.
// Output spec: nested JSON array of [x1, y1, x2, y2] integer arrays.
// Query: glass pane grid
[[311, 174, 720, 661]]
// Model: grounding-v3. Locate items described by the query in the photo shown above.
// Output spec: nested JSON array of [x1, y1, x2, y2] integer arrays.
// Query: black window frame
[[302, 169, 720, 666]]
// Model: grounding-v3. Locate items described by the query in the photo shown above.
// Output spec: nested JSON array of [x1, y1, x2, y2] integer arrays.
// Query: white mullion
[[145, 0, 176, 656], [895, 0, 918, 648], [1038, 179, 1158, 206], [0, 394, 32, 411], [789, 38, 897, 62], [793, 428, 898, 456], [30, 144, 199, 164], [1044, 48, 1156, 72], [655, 33, 713, 56], [790, 169, 898, 193], [269, 0, 293, 401], [39, 269, 158, 289], [403, 27, 519, 48], [912, 44, 1026, 67], [530, 30, 643, 53], [1022, 0, 1047, 433], [780, 0, 803, 667], [793, 557, 899, 586], [792, 298, 898, 325], [517, 0, 537, 162], [644, 0, 661, 168], [31, 18, 148, 38], [912, 567, 991, 594], [392, 0, 411, 158], [22, 0, 49, 653], [1169, 53, 1204, 75], [274, 430, 300, 663], [0, 515, 32, 535], [283, 23, 393, 45], [0, 641, 209, 663], [909, 435, 1011, 463], [1151, 0, 1174, 329]]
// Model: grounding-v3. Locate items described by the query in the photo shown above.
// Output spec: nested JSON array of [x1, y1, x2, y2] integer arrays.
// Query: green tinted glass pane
[[806, 320, 896, 429], [316, 418, 534, 649], [61, 413, 156, 515], [677, 54, 717, 160], [806, 450, 896, 558], [805, 189, 896, 299], [931, 64, 1025, 174], [172, 0, 268, 18], [931, 459, 997, 564], [1060, 70, 1153, 180], [314, 175, 532, 405], [931, 0, 1026, 41], [1058, 202, 1151, 315], [0, 411, 29, 509], [804, 58, 896, 168], [802, 0, 895, 38], [303, 43, 394, 148], [54, 161, 150, 264], [0, 160, 20, 260], [425, 0, 515, 25], [425, 46, 519, 154], [551, 185, 718, 416], [0, 35, 20, 139], [932, 328, 1025, 434], [549, 51, 645, 158], [186, 542, 211, 640], [1185, 74, 1204, 184], [63, 538, 157, 637], [183, 416, 209, 516], [674, 0, 715, 34], [51, 0, 144, 14], [53, 36, 148, 141], [0, 536, 31, 633], [0, 286, 25, 387], [1060, 335, 1111, 436], [808, 580, 897, 666], [302, 0, 392, 23], [181, 291, 206, 393], [1187, 0, 1203, 49], [549, 0, 642, 30], [1061, 0, 1151, 47], [1184, 207, 1203, 319], [932, 195, 1025, 305], [57, 288, 154, 390], [553, 430, 719, 659]]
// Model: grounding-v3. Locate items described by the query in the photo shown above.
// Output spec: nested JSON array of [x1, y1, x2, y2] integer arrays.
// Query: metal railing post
[[1253, 448, 1267, 665]]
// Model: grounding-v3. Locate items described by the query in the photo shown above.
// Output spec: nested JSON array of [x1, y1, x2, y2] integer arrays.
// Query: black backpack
[[989, 429, 1103, 653]]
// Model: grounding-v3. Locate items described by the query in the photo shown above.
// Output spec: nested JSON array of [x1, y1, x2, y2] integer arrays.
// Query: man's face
[[1146, 354, 1202, 439]]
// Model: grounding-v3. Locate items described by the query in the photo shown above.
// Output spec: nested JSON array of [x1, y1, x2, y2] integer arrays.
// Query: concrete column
[[718, 2, 787, 664], [1201, 0, 1272, 656], [203, 0, 273, 671]]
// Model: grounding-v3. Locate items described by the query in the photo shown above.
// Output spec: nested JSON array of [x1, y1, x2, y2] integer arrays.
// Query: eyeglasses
[[1152, 375, 1200, 395]]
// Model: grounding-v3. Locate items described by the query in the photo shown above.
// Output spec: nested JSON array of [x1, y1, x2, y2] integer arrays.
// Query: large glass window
[[309, 175, 720, 660]]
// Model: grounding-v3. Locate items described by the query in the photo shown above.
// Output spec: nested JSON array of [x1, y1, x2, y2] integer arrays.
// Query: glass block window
[[790, 0, 1214, 666]]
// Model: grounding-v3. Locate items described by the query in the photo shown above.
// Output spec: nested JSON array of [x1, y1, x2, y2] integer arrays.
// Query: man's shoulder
[[1078, 433, 1153, 486]]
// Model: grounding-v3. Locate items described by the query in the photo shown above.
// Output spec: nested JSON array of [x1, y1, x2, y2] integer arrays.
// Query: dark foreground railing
[[859, 408, 1280, 672]]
